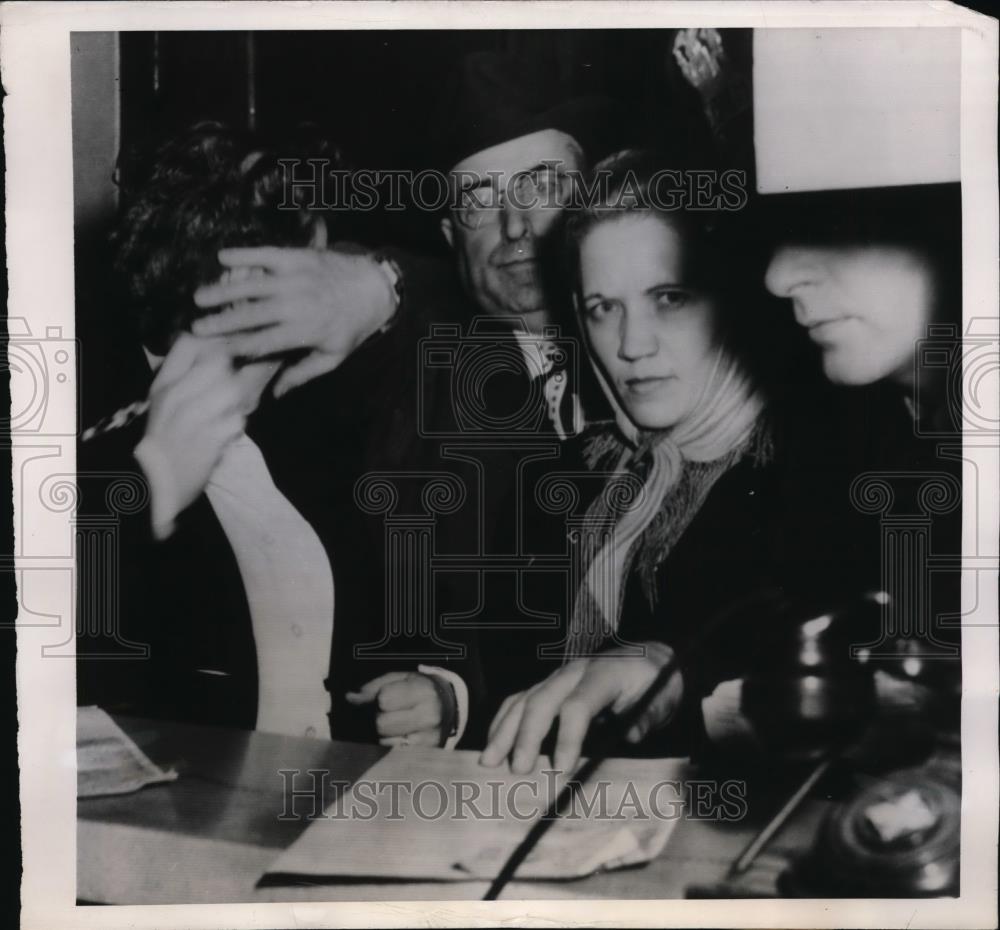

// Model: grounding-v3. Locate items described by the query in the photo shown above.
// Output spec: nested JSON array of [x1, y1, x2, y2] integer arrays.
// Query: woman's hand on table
[[479, 641, 684, 775], [346, 672, 452, 748]]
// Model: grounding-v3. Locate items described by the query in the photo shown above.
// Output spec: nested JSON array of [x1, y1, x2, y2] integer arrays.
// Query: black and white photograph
[[4, 3, 998, 928]]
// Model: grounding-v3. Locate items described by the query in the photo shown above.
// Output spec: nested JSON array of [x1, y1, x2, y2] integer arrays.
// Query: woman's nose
[[765, 245, 820, 297], [618, 308, 658, 361]]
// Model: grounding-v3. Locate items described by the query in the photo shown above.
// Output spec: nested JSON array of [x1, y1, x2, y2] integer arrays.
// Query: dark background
[[116, 30, 738, 198]]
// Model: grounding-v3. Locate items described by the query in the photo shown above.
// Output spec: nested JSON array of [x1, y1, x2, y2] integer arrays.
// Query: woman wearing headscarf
[[479, 150, 877, 774]]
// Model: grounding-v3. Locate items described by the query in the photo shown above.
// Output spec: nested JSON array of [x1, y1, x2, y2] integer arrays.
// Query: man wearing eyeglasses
[[443, 134, 579, 332], [427, 49, 619, 437], [430, 137, 588, 442]]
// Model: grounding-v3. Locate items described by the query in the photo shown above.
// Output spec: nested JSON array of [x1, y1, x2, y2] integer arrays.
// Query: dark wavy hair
[[111, 121, 345, 355]]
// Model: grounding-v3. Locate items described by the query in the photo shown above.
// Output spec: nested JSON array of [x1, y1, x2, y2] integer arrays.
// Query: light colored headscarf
[[564, 341, 767, 659]]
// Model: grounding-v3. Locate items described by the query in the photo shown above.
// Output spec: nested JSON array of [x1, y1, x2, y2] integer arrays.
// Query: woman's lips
[[624, 375, 673, 397], [807, 317, 852, 344]]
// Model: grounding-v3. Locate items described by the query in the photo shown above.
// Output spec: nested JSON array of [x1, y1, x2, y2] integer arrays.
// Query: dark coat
[[458, 376, 960, 754]]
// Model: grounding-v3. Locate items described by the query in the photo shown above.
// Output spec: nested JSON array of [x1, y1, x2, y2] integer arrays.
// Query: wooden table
[[78, 716, 827, 904]]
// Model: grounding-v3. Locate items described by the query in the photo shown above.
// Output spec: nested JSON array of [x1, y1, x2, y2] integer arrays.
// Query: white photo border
[[4, 2, 997, 928]]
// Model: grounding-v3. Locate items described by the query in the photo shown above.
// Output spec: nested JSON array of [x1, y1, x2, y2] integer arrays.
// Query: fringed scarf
[[564, 348, 769, 659]]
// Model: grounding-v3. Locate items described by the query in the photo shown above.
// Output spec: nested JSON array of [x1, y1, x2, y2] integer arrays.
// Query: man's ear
[[440, 215, 454, 249]]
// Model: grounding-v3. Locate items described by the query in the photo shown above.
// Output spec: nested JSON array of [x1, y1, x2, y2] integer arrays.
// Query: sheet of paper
[[264, 746, 691, 883], [77, 706, 179, 798]]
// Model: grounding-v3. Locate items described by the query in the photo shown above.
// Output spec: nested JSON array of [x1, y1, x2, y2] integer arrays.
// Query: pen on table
[[727, 753, 834, 878]]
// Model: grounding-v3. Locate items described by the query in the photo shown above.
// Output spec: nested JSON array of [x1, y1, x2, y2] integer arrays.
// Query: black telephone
[[730, 591, 961, 897]]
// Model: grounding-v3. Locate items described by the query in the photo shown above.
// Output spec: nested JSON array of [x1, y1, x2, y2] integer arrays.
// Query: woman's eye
[[653, 288, 688, 310], [584, 300, 615, 320]]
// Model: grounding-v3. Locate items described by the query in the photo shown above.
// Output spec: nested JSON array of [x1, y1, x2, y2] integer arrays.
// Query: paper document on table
[[264, 746, 691, 883], [77, 706, 179, 798]]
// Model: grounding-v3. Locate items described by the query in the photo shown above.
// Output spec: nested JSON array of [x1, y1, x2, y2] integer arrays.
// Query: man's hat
[[432, 50, 622, 172]]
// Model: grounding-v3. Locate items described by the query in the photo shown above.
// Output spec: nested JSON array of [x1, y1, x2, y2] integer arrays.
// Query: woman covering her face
[[480, 151, 790, 774]]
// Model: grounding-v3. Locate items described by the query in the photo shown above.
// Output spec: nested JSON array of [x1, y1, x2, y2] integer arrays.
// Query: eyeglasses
[[453, 167, 574, 231]]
